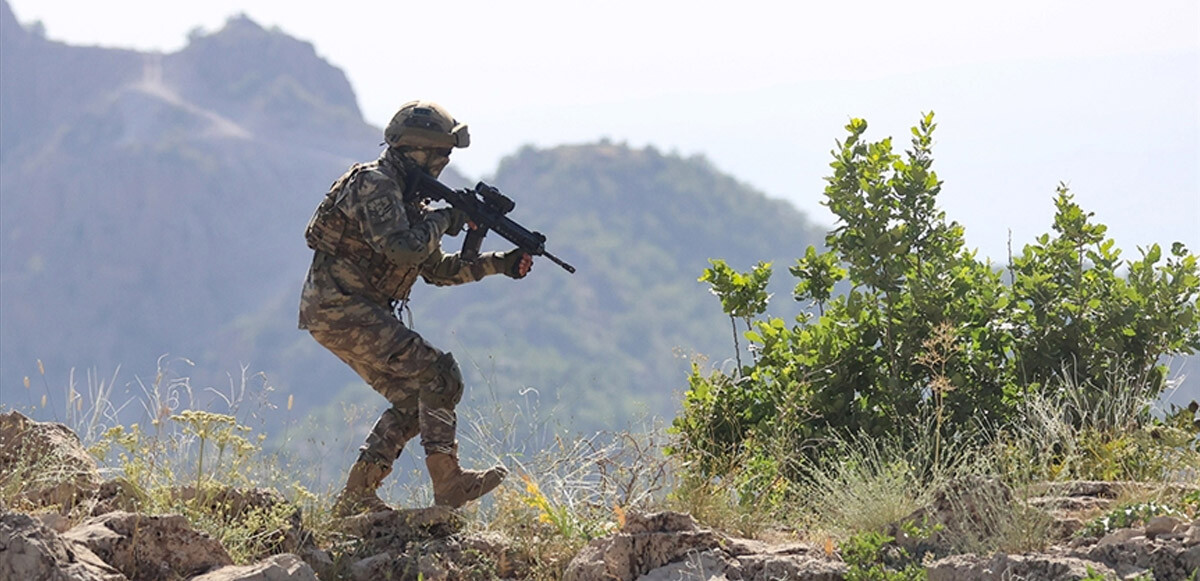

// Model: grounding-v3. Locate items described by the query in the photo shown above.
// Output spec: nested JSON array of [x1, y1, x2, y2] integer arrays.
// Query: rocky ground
[[2, 411, 1198, 580]]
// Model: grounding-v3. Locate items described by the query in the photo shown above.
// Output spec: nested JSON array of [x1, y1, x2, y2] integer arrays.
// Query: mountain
[[2, 3, 370, 394], [0, 3, 826, 434]]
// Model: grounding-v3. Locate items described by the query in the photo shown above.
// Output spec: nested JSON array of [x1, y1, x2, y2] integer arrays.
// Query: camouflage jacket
[[298, 151, 509, 331]]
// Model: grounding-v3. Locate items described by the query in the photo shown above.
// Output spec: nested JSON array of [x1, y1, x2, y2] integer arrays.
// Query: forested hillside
[[0, 2, 825, 435]]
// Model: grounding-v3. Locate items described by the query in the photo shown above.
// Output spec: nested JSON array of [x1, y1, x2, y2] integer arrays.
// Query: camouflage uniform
[[299, 148, 515, 465]]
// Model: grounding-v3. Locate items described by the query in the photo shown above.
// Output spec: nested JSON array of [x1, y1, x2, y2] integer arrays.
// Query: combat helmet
[[384, 100, 470, 149]]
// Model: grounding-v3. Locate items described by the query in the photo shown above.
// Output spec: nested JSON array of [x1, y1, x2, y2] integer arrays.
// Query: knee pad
[[419, 352, 464, 409]]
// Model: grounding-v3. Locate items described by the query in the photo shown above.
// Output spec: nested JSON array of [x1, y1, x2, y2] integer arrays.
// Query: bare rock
[[730, 549, 847, 581], [1145, 515, 1185, 539], [636, 550, 732, 580], [0, 510, 126, 581], [296, 546, 335, 580], [1077, 532, 1200, 581], [0, 411, 102, 510], [565, 512, 850, 581], [190, 554, 318, 581], [1185, 520, 1200, 547], [345, 551, 453, 581], [1096, 527, 1144, 547], [330, 509, 520, 581], [63, 511, 233, 581], [456, 532, 531, 579], [349, 552, 393, 581], [336, 506, 464, 553], [341, 532, 525, 581], [927, 552, 1116, 581], [564, 511, 724, 581]]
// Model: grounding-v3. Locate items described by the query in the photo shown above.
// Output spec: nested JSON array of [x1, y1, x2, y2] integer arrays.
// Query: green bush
[[672, 113, 1200, 489]]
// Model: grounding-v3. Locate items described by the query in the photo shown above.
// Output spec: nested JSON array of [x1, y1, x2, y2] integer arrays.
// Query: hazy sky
[[8, 0, 1198, 263]]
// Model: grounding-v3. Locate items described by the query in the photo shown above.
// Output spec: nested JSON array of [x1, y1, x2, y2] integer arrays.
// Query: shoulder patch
[[365, 196, 397, 223]]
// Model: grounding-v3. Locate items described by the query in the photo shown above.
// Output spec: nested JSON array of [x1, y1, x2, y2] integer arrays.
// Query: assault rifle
[[412, 172, 576, 274]]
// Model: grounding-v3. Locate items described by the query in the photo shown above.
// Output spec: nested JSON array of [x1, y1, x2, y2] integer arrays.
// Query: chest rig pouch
[[304, 164, 407, 300]]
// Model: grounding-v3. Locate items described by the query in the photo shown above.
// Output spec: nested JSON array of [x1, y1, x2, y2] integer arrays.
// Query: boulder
[[927, 553, 1116, 581], [338, 530, 523, 581], [1145, 515, 1185, 539], [349, 552, 394, 581], [347, 551, 451, 581], [565, 514, 846, 581], [0, 411, 102, 510], [335, 506, 464, 553], [722, 543, 846, 581], [327, 508, 524, 581], [1077, 529, 1200, 581], [1185, 520, 1200, 546], [62, 511, 233, 581], [296, 546, 335, 580], [190, 553, 318, 581], [565, 511, 723, 581], [0, 510, 125, 581]]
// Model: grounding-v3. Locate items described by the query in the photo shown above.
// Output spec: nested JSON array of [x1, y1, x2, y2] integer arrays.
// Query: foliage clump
[[673, 113, 1200, 498]]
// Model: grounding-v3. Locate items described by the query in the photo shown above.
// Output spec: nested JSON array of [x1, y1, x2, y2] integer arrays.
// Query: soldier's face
[[406, 148, 452, 177]]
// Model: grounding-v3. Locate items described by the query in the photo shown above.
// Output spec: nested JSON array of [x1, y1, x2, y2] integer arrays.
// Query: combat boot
[[331, 460, 393, 517], [425, 450, 508, 508]]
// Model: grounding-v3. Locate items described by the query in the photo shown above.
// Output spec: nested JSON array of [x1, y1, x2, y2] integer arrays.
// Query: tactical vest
[[305, 164, 419, 304]]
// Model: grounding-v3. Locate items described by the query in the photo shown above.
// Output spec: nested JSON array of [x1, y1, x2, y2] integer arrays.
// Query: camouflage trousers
[[308, 309, 464, 466]]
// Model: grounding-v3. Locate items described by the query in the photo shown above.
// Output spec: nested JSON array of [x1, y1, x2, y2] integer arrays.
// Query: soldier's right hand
[[434, 208, 470, 236]]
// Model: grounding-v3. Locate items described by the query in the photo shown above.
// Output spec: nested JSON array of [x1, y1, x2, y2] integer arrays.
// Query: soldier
[[299, 100, 532, 516]]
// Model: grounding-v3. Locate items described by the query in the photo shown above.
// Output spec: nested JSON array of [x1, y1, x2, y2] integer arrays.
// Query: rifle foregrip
[[461, 226, 488, 261]]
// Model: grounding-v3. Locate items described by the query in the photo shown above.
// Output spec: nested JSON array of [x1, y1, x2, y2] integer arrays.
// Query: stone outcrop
[[334, 506, 465, 552], [328, 508, 531, 581], [0, 411, 103, 510], [565, 511, 847, 581], [927, 553, 1116, 581], [190, 554, 319, 581], [63, 511, 234, 581], [0, 510, 126, 581], [1072, 518, 1200, 581], [565, 512, 724, 581]]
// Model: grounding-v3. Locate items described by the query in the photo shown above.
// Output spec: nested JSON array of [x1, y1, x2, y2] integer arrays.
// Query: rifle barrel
[[544, 251, 576, 274]]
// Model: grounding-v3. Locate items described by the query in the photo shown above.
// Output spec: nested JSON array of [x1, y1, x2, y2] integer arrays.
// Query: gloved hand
[[433, 208, 469, 236], [496, 249, 533, 279]]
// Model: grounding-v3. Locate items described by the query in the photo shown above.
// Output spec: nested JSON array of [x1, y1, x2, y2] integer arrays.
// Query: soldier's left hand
[[515, 252, 533, 278], [501, 250, 533, 279]]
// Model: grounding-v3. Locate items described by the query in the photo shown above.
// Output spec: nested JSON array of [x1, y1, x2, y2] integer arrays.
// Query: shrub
[[673, 113, 1200, 495]]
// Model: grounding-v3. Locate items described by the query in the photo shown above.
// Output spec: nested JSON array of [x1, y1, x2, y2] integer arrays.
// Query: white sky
[[8, 0, 1199, 262]]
